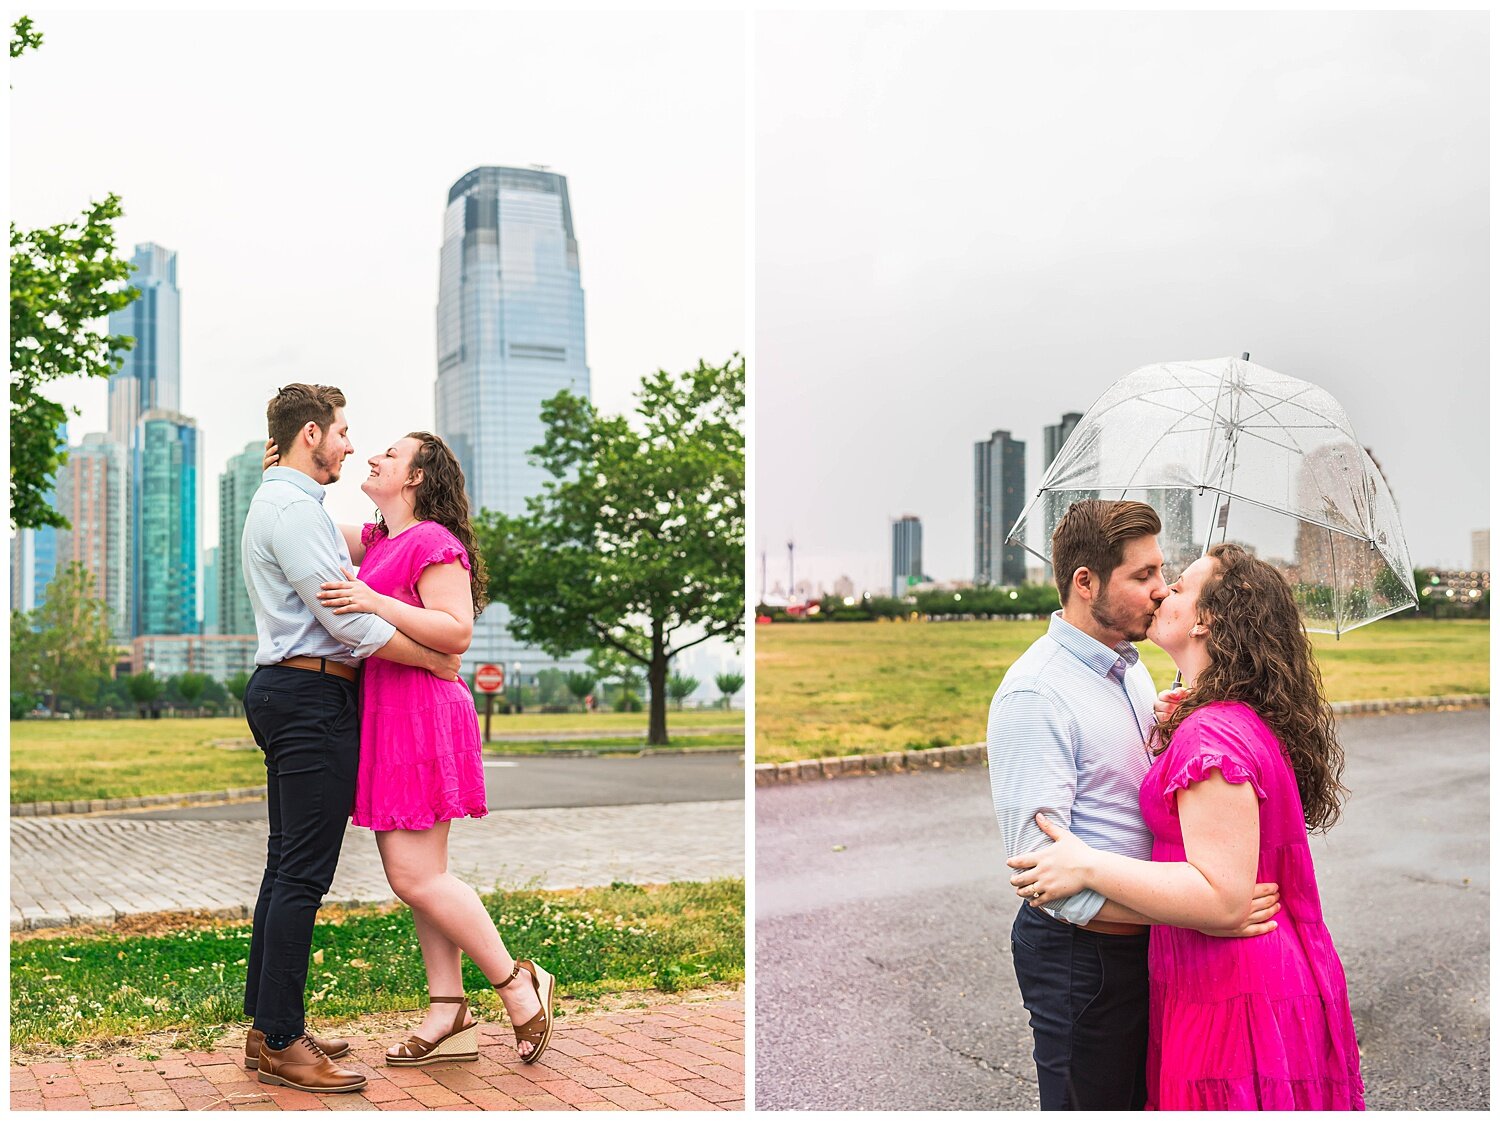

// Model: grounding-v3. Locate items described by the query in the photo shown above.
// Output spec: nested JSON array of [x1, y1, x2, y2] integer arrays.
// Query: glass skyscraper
[[108, 244, 180, 447], [133, 410, 200, 636], [435, 166, 591, 676]]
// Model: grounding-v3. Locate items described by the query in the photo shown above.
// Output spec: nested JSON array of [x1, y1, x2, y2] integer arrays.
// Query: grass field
[[755, 618, 1489, 763], [11, 711, 745, 803], [11, 879, 744, 1050]]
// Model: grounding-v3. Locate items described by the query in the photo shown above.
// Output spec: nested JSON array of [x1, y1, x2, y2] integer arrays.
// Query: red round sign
[[475, 664, 506, 693]]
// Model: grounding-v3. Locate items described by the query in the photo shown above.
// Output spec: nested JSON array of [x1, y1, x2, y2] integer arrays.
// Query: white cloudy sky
[[12, 8, 745, 534], [755, 10, 1488, 594]]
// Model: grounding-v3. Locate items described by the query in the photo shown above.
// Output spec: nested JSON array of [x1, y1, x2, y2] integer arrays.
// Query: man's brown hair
[[1051, 499, 1162, 604], [266, 383, 346, 452]]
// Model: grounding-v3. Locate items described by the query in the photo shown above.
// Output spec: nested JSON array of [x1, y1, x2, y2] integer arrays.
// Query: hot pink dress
[[1141, 701, 1364, 1110], [350, 521, 488, 831]]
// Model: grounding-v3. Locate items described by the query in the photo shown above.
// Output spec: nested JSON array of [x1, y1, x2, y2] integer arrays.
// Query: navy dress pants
[[241, 664, 360, 1036], [1011, 903, 1150, 1111]]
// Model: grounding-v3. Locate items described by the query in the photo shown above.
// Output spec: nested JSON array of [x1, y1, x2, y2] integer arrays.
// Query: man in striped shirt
[[239, 383, 462, 1094]]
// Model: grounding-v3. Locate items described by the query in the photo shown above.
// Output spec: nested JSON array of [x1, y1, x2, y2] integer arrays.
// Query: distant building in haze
[[892, 515, 923, 598], [202, 546, 220, 635], [218, 440, 266, 637], [974, 429, 1026, 585], [55, 433, 130, 641], [1473, 530, 1489, 572], [1041, 412, 1085, 555]]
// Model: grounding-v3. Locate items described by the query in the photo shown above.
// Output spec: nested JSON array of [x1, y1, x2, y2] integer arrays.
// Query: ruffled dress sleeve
[[413, 524, 471, 576], [360, 522, 380, 548], [1159, 702, 1268, 816]]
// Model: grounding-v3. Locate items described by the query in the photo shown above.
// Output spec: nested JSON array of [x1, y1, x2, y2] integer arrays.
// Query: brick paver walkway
[[12, 801, 744, 930], [11, 994, 744, 1111]]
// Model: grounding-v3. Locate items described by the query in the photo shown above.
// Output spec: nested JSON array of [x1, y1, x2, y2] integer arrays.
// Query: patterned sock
[[264, 1032, 300, 1051]]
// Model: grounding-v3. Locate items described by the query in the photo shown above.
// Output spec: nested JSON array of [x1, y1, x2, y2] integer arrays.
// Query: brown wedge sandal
[[495, 960, 555, 1065], [385, 996, 479, 1067]]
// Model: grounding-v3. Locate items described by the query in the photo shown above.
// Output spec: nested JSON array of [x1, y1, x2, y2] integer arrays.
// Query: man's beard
[[1092, 588, 1152, 643], [311, 437, 343, 480]]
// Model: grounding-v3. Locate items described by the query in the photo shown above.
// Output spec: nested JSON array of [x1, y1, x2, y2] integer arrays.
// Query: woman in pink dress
[[1006, 543, 1364, 1110], [289, 432, 554, 1068]]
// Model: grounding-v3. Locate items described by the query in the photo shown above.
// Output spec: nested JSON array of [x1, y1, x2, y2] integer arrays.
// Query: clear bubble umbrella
[[1007, 355, 1418, 637]]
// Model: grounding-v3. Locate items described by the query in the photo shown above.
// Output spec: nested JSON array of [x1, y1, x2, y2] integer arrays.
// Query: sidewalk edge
[[752, 694, 1490, 786]]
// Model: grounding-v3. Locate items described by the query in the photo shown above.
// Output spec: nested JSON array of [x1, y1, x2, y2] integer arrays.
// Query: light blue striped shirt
[[241, 466, 397, 667], [987, 612, 1157, 925]]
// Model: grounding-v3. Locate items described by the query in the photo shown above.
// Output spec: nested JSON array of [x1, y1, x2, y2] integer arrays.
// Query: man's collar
[[1048, 611, 1140, 677], [264, 465, 326, 504]]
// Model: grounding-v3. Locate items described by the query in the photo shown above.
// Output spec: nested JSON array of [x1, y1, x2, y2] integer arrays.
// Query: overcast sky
[[13, 8, 745, 535], [755, 10, 1488, 595]]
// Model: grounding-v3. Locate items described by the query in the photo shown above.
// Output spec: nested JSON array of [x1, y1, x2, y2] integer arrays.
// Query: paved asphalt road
[[755, 710, 1489, 1111], [105, 752, 745, 821]]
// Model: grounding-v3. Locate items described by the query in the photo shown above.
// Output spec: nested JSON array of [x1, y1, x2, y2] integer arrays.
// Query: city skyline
[[13, 9, 743, 548], [756, 11, 1488, 584]]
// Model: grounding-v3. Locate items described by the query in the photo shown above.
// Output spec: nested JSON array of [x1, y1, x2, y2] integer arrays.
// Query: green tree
[[10, 17, 138, 530], [667, 673, 700, 711], [199, 675, 228, 715], [714, 672, 745, 710], [126, 671, 163, 719], [175, 672, 210, 713], [564, 671, 596, 712], [11, 15, 42, 59], [536, 667, 568, 708], [10, 610, 43, 716], [11, 563, 117, 714], [225, 670, 251, 716], [477, 357, 745, 745]]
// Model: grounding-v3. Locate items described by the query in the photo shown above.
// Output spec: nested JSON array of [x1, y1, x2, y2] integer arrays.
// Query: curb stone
[[753, 694, 1489, 786], [11, 786, 268, 819]]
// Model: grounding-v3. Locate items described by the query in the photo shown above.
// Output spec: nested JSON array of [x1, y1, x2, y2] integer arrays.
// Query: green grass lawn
[[11, 879, 744, 1050], [755, 618, 1489, 763], [11, 711, 744, 804]]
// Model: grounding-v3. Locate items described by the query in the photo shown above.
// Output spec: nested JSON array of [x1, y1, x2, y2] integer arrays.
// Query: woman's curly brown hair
[[371, 432, 488, 617], [1153, 543, 1347, 832]]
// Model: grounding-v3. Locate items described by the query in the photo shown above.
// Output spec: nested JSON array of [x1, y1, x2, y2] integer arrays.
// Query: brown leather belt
[[1044, 910, 1148, 936], [1074, 917, 1148, 936], [274, 655, 359, 684]]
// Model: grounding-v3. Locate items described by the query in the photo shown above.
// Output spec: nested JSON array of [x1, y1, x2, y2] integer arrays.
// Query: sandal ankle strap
[[494, 963, 523, 991]]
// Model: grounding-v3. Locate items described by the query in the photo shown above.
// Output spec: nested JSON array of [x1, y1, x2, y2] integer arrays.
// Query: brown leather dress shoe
[[245, 1027, 350, 1069], [257, 1035, 367, 1094]]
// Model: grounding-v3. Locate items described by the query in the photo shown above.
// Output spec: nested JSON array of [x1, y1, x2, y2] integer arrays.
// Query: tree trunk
[[646, 632, 669, 746]]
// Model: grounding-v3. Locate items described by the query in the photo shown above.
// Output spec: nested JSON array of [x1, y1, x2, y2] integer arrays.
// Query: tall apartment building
[[1042, 412, 1086, 553], [54, 433, 130, 641], [435, 166, 591, 678], [217, 439, 266, 636], [892, 515, 923, 598], [974, 429, 1026, 585]]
